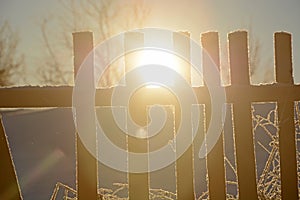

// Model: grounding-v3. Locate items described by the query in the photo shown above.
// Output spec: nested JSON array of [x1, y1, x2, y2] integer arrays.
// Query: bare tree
[[0, 21, 25, 86], [38, 0, 150, 86], [248, 28, 274, 84]]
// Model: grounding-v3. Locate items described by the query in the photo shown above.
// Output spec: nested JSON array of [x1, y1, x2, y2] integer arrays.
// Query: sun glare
[[134, 50, 181, 88]]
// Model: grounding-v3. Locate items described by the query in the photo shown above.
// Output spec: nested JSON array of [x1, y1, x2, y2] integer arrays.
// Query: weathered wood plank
[[229, 31, 250, 86], [125, 31, 150, 200], [73, 32, 98, 200], [202, 32, 226, 200], [1, 85, 300, 108], [275, 32, 294, 85], [174, 31, 195, 200], [229, 31, 258, 199], [275, 32, 298, 199], [0, 116, 22, 200]]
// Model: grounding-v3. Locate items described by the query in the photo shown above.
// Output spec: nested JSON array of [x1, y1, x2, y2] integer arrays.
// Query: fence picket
[[0, 116, 22, 200], [229, 31, 258, 199], [73, 32, 98, 200], [174, 31, 195, 200], [202, 32, 226, 200], [125, 32, 150, 200], [275, 32, 298, 199]]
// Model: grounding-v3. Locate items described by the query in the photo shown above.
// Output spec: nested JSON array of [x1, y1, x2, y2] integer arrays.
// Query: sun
[[134, 49, 181, 88]]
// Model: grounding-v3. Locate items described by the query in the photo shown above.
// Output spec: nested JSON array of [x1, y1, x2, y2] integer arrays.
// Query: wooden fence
[[0, 30, 299, 200]]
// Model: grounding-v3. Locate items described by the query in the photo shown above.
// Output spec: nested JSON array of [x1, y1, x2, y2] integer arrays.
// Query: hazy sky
[[1, 1, 300, 199], [0, 0, 300, 83]]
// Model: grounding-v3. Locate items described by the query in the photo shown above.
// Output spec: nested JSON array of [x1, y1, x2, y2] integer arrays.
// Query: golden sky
[[1, 0, 300, 84]]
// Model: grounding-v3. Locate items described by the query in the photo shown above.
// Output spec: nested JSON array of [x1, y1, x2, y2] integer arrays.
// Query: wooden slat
[[277, 101, 298, 199], [0, 86, 73, 107], [201, 32, 226, 200], [224, 85, 300, 103], [0, 116, 22, 200], [229, 31, 250, 85], [275, 32, 298, 199], [125, 31, 150, 200], [275, 32, 294, 85], [229, 31, 258, 199], [1, 85, 300, 107], [173, 31, 195, 200], [173, 31, 191, 84], [192, 104, 207, 198], [73, 32, 98, 200]]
